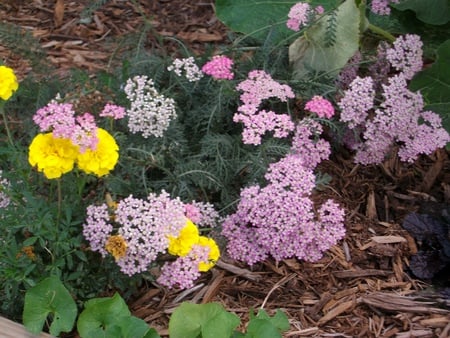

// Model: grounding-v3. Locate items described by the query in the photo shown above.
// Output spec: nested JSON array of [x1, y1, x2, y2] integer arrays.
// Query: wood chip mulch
[[1, 1, 449, 337]]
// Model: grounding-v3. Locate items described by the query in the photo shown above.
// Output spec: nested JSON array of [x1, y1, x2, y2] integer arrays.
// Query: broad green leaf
[[392, 0, 450, 25], [409, 39, 450, 134], [169, 302, 240, 338], [23, 276, 77, 336], [77, 292, 131, 338], [120, 316, 157, 338], [246, 319, 282, 338], [289, 0, 360, 79], [215, 0, 340, 44], [255, 309, 290, 332]]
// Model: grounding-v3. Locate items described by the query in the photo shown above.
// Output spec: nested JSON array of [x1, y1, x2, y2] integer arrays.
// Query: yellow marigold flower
[[197, 236, 220, 272], [0, 65, 19, 101], [105, 235, 127, 260], [168, 219, 199, 256], [77, 128, 119, 177], [28, 133, 79, 179]]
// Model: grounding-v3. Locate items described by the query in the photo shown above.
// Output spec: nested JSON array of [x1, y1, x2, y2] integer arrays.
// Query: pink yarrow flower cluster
[[234, 70, 295, 145], [33, 100, 98, 152], [286, 2, 324, 31], [339, 74, 450, 164], [370, 0, 399, 15], [386, 34, 423, 80], [100, 103, 126, 120], [222, 121, 345, 265], [201, 55, 234, 80], [304, 96, 335, 119]]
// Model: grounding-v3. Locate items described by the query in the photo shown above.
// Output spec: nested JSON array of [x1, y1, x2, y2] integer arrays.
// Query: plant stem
[[0, 102, 15, 147], [57, 178, 62, 225], [367, 23, 396, 43]]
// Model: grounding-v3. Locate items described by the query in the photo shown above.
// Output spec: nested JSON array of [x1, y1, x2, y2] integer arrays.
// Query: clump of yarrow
[[83, 191, 221, 288], [338, 34, 450, 164], [222, 119, 346, 265]]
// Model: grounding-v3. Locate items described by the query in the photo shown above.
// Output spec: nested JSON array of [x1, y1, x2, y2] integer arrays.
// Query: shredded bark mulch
[[1, 1, 449, 337]]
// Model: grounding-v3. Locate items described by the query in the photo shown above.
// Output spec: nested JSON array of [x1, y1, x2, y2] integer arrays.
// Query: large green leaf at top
[[392, 0, 450, 25], [23, 276, 77, 336], [169, 302, 240, 338], [289, 0, 360, 79], [215, 0, 340, 44], [409, 39, 450, 134]]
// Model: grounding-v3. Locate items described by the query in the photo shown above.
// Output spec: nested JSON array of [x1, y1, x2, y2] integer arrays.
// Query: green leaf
[[169, 302, 240, 338], [289, 0, 360, 78], [120, 316, 157, 338], [23, 276, 77, 336], [409, 39, 450, 134], [246, 319, 282, 338], [77, 292, 131, 338], [392, 0, 450, 25], [255, 309, 290, 332], [215, 0, 340, 44]]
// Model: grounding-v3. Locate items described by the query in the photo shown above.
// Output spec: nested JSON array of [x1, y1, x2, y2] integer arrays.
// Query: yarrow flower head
[[338, 76, 375, 128], [124, 75, 177, 138], [386, 34, 423, 80], [234, 70, 295, 145], [370, 0, 399, 16], [33, 101, 99, 152], [304, 96, 335, 119], [0, 65, 19, 101], [286, 2, 312, 31], [201, 55, 234, 80], [100, 103, 126, 120], [168, 57, 204, 82]]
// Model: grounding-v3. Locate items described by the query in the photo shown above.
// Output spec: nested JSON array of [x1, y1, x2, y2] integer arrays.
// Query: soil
[[1, 1, 449, 337]]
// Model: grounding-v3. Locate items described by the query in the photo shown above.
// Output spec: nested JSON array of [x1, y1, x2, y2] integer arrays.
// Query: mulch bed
[[1, 1, 449, 337]]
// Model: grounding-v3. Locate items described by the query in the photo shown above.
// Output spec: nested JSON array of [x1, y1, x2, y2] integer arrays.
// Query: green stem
[[367, 23, 396, 43], [0, 102, 15, 147], [57, 178, 62, 225]]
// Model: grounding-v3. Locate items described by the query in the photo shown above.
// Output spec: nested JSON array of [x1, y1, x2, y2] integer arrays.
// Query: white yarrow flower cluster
[[167, 57, 203, 82], [124, 75, 177, 138], [0, 170, 11, 209]]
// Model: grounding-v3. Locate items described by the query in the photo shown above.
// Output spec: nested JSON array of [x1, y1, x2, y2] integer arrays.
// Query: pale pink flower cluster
[[370, 0, 399, 15], [124, 75, 177, 138], [184, 201, 221, 228], [338, 76, 375, 128], [234, 70, 295, 145], [386, 34, 423, 80], [168, 57, 204, 82], [100, 103, 126, 120], [304, 96, 335, 119], [340, 74, 450, 164], [201, 55, 234, 80], [286, 2, 324, 31], [33, 100, 98, 152], [222, 122, 345, 265], [157, 244, 210, 289]]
